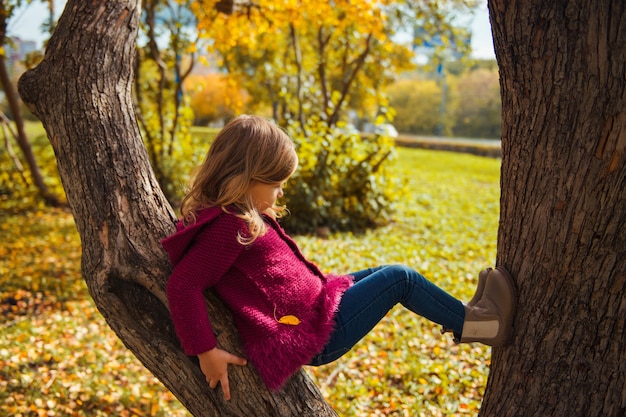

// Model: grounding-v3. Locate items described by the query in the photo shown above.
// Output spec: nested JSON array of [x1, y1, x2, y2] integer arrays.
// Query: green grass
[[0, 139, 500, 416]]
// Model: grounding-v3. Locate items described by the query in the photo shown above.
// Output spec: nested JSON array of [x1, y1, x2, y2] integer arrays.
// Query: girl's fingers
[[228, 354, 247, 366], [221, 376, 231, 401], [203, 352, 247, 401], [207, 376, 231, 401]]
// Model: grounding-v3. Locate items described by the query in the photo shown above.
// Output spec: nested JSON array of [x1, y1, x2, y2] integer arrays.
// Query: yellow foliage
[[199, 0, 389, 57], [191, 0, 414, 122], [185, 73, 250, 124], [387, 78, 448, 135]]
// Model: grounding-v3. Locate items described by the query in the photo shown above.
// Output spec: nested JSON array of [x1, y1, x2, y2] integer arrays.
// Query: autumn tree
[[192, 0, 473, 129]]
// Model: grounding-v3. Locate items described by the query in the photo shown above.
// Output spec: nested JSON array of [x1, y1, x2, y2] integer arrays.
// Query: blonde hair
[[180, 115, 298, 244]]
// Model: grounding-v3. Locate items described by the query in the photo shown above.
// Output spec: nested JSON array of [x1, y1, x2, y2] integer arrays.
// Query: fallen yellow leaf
[[277, 315, 301, 326]]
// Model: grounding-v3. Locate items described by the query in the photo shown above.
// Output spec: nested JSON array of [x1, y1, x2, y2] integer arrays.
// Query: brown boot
[[456, 267, 517, 347], [441, 267, 492, 335]]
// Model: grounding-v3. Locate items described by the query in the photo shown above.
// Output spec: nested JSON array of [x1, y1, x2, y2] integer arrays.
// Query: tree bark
[[17, 0, 336, 415], [483, 1, 626, 416]]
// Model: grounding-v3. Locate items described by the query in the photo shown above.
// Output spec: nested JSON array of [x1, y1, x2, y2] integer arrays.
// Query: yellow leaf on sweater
[[277, 315, 301, 325]]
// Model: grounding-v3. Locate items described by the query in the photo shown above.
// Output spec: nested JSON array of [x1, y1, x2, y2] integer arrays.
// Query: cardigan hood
[[162, 206, 353, 390], [163, 207, 224, 267]]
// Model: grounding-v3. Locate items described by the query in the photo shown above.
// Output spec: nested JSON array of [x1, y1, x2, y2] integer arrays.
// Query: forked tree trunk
[[483, 1, 626, 416], [17, 1, 336, 415]]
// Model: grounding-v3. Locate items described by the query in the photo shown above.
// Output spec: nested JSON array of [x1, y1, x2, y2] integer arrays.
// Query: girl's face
[[248, 180, 287, 212]]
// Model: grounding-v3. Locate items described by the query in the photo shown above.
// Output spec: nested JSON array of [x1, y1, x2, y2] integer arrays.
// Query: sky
[[8, 1, 496, 60]]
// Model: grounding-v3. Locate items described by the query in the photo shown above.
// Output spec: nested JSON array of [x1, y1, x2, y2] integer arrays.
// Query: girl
[[162, 115, 516, 401]]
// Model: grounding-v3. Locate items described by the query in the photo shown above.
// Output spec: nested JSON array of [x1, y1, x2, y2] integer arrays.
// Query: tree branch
[[289, 22, 306, 133], [328, 32, 373, 126]]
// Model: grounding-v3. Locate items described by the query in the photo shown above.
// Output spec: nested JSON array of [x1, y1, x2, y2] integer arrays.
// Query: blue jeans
[[309, 265, 465, 366]]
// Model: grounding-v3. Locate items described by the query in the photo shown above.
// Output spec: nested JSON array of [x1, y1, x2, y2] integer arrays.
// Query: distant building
[[5, 37, 38, 75], [7, 37, 37, 59], [412, 27, 471, 62]]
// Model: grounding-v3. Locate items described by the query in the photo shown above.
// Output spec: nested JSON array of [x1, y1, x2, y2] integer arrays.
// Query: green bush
[[281, 117, 403, 234], [451, 69, 501, 139], [0, 121, 66, 213], [388, 78, 452, 136]]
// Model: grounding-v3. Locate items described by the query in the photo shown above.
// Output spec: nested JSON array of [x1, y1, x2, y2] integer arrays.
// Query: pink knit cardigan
[[162, 206, 352, 390]]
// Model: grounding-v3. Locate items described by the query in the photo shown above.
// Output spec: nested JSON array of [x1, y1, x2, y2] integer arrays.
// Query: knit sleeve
[[166, 214, 246, 356]]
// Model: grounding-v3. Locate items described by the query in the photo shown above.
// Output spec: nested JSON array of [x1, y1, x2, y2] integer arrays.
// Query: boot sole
[[493, 266, 517, 346]]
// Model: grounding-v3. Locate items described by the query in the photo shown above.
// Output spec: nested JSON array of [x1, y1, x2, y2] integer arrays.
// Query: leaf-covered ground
[[0, 147, 500, 416]]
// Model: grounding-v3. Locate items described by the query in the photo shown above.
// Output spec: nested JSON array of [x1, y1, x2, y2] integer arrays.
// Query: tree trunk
[[17, 1, 336, 415], [483, 1, 626, 416]]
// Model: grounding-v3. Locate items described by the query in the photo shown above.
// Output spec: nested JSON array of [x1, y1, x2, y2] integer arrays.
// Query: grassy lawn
[[0, 138, 500, 416]]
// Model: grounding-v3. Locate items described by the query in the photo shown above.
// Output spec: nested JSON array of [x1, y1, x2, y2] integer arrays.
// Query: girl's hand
[[197, 348, 247, 400]]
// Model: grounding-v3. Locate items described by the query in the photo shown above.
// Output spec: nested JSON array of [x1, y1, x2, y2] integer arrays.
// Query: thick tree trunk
[[483, 1, 626, 416], [17, 1, 336, 415]]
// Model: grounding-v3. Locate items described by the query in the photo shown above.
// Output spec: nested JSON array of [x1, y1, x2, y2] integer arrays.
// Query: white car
[[374, 124, 398, 138]]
